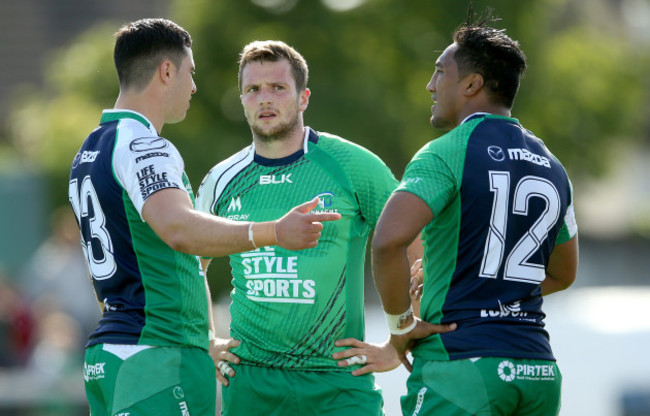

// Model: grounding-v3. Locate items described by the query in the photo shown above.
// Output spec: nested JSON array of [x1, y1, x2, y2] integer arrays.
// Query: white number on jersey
[[69, 176, 117, 280], [479, 171, 561, 284]]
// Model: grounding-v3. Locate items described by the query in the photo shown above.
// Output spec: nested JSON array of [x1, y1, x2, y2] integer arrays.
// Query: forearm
[[143, 189, 277, 257], [372, 239, 413, 315], [541, 275, 570, 296], [541, 236, 579, 296], [169, 210, 276, 257], [371, 192, 432, 316]]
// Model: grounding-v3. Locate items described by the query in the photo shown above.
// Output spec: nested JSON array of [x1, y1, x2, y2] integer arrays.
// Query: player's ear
[[299, 88, 311, 112], [463, 73, 484, 97], [158, 60, 174, 85]]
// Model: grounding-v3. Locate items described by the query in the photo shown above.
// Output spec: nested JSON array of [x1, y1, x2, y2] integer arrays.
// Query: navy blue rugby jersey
[[397, 114, 578, 361], [68, 109, 209, 349]]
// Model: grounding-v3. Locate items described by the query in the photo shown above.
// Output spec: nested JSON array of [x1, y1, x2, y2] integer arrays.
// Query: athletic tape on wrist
[[386, 306, 417, 335], [208, 329, 216, 342], [273, 221, 278, 245], [248, 222, 257, 249]]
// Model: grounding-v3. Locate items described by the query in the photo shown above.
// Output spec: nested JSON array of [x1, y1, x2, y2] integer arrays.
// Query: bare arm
[[142, 189, 341, 257], [372, 192, 432, 315], [372, 191, 456, 371], [542, 235, 579, 295]]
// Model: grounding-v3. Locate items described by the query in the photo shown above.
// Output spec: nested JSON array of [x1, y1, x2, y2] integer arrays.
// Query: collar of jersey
[[461, 112, 520, 126], [253, 127, 319, 167], [100, 109, 155, 132]]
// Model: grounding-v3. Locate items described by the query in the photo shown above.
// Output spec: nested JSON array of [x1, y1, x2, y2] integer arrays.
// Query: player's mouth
[[258, 110, 277, 119]]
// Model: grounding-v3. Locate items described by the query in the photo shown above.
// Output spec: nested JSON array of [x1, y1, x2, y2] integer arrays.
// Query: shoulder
[[313, 131, 389, 167], [113, 119, 177, 157], [206, 145, 254, 177], [197, 145, 254, 197]]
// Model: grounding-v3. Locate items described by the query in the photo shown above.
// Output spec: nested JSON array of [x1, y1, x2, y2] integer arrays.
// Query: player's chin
[[168, 111, 189, 125]]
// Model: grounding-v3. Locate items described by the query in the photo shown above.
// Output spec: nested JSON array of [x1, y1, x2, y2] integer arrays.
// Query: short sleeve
[[555, 180, 578, 244], [113, 135, 185, 220], [397, 148, 458, 217], [349, 148, 399, 228]]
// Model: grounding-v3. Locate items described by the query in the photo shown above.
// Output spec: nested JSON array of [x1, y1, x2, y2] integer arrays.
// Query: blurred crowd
[[0, 207, 100, 413]]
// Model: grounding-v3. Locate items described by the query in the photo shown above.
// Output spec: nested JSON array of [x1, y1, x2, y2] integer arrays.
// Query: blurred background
[[0, 0, 648, 414]]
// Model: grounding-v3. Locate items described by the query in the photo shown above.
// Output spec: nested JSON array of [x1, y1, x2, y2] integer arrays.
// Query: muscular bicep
[[373, 191, 433, 252], [141, 188, 196, 248]]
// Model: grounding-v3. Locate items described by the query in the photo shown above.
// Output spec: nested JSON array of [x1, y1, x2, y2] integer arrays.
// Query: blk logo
[[260, 174, 293, 185]]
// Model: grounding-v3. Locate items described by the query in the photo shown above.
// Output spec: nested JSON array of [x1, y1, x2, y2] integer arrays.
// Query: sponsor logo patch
[[130, 136, 169, 153], [260, 174, 293, 185], [242, 247, 314, 304], [498, 360, 556, 382], [480, 300, 529, 319], [312, 192, 338, 214], [178, 401, 191, 416], [135, 152, 170, 163], [84, 361, 106, 382], [412, 387, 427, 416], [137, 164, 177, 199], [507, 148, 551, 168], [487, 145, 506, 162]]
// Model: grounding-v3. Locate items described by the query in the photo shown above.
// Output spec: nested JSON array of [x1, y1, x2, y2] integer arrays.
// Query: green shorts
[[402, 357, 562, 416], [221, 364, 384, 416], [84, 344, 216, 416]]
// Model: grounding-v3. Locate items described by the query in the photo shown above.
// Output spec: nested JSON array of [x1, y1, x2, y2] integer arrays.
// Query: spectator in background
[[0, 268, 34, 367], [20, 207, 100, 338]]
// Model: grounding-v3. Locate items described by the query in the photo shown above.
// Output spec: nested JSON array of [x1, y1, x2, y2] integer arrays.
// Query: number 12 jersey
[[398, 114, 578, 361]]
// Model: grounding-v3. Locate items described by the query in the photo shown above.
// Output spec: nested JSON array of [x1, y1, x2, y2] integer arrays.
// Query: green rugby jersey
[[196, 128, 397, 370], [397, 114, 577, 361], [69, 110, 209, 350]]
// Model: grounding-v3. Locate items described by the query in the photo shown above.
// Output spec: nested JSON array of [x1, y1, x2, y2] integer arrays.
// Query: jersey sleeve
[[113, 132, 185, 220], [555, 180, 578, 244], [397, 146, 458, 217], [195, 169, 218, 215], [195, 145, 254, 216], [346, 145, 399, 228]]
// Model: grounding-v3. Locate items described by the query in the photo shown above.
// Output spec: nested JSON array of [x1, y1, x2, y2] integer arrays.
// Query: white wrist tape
[[386, 306, 416, 335], [248, 222, 257, 249], [208, 329, 216, 341]]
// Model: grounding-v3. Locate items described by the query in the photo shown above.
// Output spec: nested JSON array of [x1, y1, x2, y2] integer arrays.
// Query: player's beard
[[251, 112, 301, 143]]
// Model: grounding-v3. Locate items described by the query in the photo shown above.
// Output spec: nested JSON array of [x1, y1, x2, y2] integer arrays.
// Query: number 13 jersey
[[68, 110, 209, 350]]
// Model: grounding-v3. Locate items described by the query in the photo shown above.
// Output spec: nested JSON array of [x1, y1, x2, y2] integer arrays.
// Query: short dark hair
[[452, 9, 527, 108], [238, 40, 309, 92], [114, 18, 192, 91]]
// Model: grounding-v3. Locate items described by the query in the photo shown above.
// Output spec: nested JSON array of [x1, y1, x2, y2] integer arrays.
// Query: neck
[[114, 90, 165, 133], [457, 102, 511, 126], [253, 125, 306, 159]]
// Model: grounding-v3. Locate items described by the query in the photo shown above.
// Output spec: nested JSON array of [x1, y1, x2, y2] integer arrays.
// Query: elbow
[[157, 226, 195, 254], [559, 273, 577, 291], [166, 235, 193, 254], [372, 231, 404, 258]]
